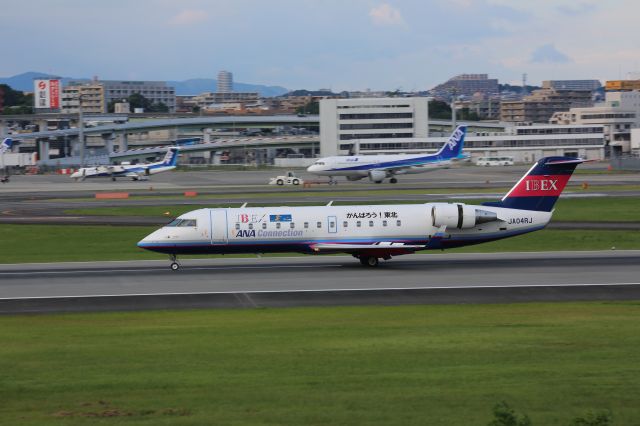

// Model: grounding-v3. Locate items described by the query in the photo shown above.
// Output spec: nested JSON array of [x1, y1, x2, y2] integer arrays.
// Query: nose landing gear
[[169, 254, 180, 271]]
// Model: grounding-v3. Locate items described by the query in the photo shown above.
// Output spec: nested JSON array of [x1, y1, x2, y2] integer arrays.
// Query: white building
[[319, 97, 429, 156], [550, 90, 640, 155], [349, 124, 605, 162]]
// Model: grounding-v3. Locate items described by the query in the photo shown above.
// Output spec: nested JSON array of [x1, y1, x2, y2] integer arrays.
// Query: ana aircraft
[[1, 138, 14, 154], [71, 147, 179, 181], [306, 125, 467, 184], [138, 156, 588, 270]]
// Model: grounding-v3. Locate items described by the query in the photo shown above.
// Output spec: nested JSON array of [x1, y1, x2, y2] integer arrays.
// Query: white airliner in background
[[306, 125, 467, 184], [138, 156, 588, 270], [71, 147, 179, 182]]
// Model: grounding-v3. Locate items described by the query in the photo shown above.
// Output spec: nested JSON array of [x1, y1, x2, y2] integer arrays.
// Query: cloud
[[169, 9, 208, 26], [530, 44, 570, 63], [369, 4, 405, 27], [557, 2, 596, 16]]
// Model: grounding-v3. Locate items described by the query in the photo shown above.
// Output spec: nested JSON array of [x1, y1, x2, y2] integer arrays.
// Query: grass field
[[1, 302, 639, 425], [63, 196, 640, 223], [1, 224, 638, 263]]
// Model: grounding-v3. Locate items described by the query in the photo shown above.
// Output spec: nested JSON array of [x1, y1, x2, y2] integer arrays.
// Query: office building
[[550, 90, 640, 155], [66, 80, 176, 113], [501, 88, 593, 123], [542, 80, 601, 91], [320, 97, 429, 156], [61, 83, 106, 114], [217, 70, 233, 93]]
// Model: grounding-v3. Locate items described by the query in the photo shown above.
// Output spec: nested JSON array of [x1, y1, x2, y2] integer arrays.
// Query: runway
[[1, 251, 639, 313]]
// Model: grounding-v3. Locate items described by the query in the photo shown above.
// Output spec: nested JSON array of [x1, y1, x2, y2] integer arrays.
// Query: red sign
[[49, 80, 60, 109], [508, 175, 571, 197]]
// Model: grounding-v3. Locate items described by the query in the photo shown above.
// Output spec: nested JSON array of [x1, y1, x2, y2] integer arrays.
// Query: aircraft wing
[[310, 241, 424, 255]]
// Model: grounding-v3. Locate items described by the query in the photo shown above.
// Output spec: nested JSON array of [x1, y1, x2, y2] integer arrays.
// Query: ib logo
[[525, 179, 558, 191], [447, 128, 463, 150]]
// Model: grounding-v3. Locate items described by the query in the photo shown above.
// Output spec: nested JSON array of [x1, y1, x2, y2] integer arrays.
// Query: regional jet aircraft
[[138, 156, 588, 270], [71, 147, 179, 181], [306, 125, 467, 184]]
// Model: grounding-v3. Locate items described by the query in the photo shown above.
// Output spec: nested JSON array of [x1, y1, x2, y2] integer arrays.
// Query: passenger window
[[304, 222, 309, 229], [383, 220, 387, 227], [369, 220, 374, 227], [235, 223, 240, 230], [397, 220, 402, 226], [248, 223, 253, 230], [316, 222, 322, 228], [356, 221, 361, 227], [343, 221, 348, 227], [329, 221, 335, 228], [262, 222, 267, 229], [290, 222, 295, 229], [276, 223, 281, 229]]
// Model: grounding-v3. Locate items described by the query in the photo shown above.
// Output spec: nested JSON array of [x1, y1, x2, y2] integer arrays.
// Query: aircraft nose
[[307, 165, 318, 172]]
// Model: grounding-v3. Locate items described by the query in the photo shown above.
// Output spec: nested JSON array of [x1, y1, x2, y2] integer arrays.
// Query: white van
[[476, 156, 514, 166]]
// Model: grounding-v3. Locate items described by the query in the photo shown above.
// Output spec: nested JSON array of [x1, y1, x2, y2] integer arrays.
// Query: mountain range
[[0, 72, 289, 97]]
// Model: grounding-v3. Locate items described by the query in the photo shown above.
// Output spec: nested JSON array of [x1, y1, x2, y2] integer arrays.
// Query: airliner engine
[[368, 170, 387, 182], [431, 203, 498, 229]]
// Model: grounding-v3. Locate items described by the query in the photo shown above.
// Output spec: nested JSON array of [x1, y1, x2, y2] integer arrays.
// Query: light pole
[[78, 93, 85, 167]]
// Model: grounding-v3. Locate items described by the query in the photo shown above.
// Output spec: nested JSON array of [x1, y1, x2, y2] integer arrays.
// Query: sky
[[1, 0, 639, 91]]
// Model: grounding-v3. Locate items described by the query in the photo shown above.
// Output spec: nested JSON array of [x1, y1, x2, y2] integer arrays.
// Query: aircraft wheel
[[276, 179, 284, 185], [111, 177, 117, 181], [359, 256, 379, 267], [390, 178, 398, 184], [292, 179, 300, 185], [374, 181, 382, 184], [170, 262, 180, 271]]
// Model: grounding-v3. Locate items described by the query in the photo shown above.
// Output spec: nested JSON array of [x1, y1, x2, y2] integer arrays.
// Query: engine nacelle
[[346, 175, 365, 181], [431, 203, 498, 229], [368, 169, 387, 183]]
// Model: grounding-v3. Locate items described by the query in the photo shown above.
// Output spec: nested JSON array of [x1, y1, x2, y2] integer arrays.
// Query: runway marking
[[0, 264, 345, 276], [1, 282, 639, 301]]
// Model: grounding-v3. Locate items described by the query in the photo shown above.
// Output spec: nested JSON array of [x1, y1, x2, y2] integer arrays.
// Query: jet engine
[[368, 170, 387, 183], [431, 203, 498, 229]]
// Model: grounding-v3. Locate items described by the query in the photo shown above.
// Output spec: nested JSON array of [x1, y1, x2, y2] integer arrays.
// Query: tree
[[0, 84, 33, 114], [428, 99, 452, 119], [296, 101, 319, 115], [571, 410, 612, 426]]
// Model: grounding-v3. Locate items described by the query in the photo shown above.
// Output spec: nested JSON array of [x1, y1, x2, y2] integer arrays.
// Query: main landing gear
[[389, 177, 398, 184], [169, 254, 180, 271], [358, 256, 379, 267]]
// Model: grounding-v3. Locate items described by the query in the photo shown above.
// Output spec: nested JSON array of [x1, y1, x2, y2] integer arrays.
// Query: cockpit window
[[314, 161, 325, 165], [166, 218, 197, 227]]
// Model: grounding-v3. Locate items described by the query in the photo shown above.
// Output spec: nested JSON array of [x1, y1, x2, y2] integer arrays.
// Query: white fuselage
[[307, 155, 454, 178], [138, 203, 551, 255]]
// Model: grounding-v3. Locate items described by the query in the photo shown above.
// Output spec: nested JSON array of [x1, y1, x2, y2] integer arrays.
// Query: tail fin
[[436, 125, 466, 159], [484, 156, 588, 212], [0, 138, 13, 154], [162, 147, 179, 167]]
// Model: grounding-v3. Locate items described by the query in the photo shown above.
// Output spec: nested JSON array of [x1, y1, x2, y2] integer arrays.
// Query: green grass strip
[[1, 224, 638, 263], [1, 302, 639, 424]]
